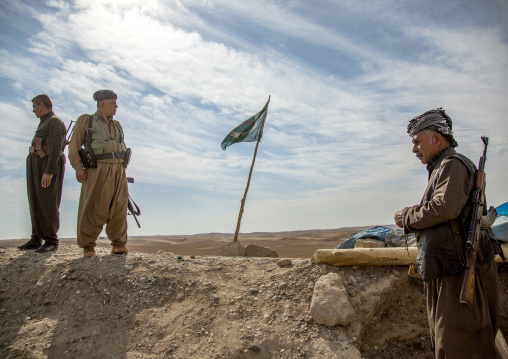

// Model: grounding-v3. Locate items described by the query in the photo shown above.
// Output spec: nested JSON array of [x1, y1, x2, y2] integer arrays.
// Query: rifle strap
[[128, 195, 140, 216], [402, 208, 418, 278], [86, 115, 93, 150], [499, 245, 506, 261]]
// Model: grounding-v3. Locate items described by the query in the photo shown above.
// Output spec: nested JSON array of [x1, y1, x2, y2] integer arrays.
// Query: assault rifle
[[62, 120, 75, 152], [127, 177, 141, 228], [459, 136, 497, 309]]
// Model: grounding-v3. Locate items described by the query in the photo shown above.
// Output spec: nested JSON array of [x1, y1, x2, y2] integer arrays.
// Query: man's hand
[[41, 173, 53, 188], [76, 169, 87, 183], [394, 208, 408, 228]]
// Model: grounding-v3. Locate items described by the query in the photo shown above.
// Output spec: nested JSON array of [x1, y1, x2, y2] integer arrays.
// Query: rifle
[[459, 136, 497, 309], [127, 177, 141, 228], [33, 120, 75, 158], [62, 120, 75, 152]]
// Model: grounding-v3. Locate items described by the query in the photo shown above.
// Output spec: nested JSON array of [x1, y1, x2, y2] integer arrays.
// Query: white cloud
[[0, 0, 507, 238], [0, 100, 36, 171]]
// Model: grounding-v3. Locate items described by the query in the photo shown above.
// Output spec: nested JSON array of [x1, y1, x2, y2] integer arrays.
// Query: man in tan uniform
[[68, 90, 129, 257], [394, 108, 499, 359]]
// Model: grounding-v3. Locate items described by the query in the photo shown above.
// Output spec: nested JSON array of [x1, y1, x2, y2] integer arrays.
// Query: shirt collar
[[40, 111, 54, 122], [427, 146, 453, 174], [96, 110, 113, 123]]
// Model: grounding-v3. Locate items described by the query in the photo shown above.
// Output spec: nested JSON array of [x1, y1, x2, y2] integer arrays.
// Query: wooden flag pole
[[233, 95, 271, 241]]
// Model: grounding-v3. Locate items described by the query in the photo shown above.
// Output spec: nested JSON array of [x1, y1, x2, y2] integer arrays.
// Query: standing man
[[394, 108, 500, 359], [68, 90, 130, 257], [18, 94, 66, 253]]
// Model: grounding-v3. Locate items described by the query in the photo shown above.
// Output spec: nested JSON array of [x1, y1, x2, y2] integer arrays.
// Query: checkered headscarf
[[407, 108, 458, 147]]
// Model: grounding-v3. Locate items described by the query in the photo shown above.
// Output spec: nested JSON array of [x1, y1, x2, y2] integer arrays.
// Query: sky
[[0, 0, 507, 240]]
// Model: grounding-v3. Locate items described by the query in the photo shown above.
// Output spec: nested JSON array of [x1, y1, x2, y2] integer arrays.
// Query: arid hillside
[[1, 232, 506, 359]]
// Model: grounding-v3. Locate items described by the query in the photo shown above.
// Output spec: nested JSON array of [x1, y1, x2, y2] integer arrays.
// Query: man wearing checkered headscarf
[[394, 108, 500, 358]]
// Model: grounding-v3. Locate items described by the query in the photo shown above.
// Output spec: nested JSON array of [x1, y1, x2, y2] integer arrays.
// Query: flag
[[221, 98, 270, 150]]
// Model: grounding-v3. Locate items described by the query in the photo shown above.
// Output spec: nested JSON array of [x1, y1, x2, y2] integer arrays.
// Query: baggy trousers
[[26, 154, 65, 245], [77, 162, 128, 248], [426, 259, 499, 359]]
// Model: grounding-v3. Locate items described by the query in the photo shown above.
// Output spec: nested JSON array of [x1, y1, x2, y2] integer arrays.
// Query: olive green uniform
[[27, 112, 66, 246], [68, 111, 128, 248]]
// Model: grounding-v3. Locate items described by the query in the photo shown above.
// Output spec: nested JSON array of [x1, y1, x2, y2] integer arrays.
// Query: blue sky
[[0, 0, 507, 240]]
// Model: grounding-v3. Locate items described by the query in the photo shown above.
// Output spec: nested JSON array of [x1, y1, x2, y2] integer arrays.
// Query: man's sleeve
[[404, 159, 473, 231], [68, 115, 88, 171], [43, 118, 66, 175]]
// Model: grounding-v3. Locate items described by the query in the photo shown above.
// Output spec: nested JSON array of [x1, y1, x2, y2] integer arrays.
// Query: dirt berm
[[1, 245, 507, 359]]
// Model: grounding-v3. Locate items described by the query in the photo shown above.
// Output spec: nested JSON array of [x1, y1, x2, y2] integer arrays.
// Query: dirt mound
[[1, 245, 506, 359]]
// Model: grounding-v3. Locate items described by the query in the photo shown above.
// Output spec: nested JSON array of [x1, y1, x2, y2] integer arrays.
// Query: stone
[[495, 330, 508, 359], [309, 273, 355, 326], [319, 264, 327, 275], [198, 282, 215, 294], [245, 244, 279, 258], [353, 237, 385, 248], [248, 345, 260, 353], [277, 259, 292, 267], [220, 241, 246, 257], [278, 282, 288, 289]]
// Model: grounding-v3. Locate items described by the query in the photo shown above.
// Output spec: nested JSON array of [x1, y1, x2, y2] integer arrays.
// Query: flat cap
[[93, 89, 117, 102]]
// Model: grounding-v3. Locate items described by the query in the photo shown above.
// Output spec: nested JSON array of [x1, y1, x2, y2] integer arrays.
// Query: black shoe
[[17, 240, 42, 250], [35, 243, 58, 253]]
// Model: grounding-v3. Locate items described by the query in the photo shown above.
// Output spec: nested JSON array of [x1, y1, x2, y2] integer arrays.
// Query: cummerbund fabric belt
[[95, 152, 125, 161]]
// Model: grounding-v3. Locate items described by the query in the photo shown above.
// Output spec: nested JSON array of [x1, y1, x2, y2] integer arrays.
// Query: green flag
[[221, 98, 270, 150]]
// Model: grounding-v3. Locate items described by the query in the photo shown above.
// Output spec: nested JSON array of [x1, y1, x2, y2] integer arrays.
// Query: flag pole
[[233, 95, 271, 241]]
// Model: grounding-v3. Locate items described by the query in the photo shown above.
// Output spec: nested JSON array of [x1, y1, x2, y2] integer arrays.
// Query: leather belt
[[28, 146, 65, 163], [95, 152, 125, 161], [28, 145, 48, 157]]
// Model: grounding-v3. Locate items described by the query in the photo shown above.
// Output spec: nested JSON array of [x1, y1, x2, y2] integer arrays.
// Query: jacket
[[403, 147, 496, 281]]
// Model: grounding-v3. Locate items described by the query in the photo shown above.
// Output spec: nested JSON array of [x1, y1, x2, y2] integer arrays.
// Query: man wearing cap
[[68, 90, 129, 257], [18, 94, 66, 253], [394, 108, 499, 358]]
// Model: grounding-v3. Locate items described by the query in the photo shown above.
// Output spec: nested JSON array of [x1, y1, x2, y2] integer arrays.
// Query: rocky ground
[[0, 243, 507, 359]]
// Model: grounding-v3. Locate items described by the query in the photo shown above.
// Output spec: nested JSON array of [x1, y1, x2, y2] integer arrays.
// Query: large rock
[[245, 244, 279, 258], [220, 241, 245, 257], [354, 237, 385, 248], [309, 273, 355, 326]]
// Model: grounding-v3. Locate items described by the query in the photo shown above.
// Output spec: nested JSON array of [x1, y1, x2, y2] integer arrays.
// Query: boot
[[17, 238, 42, 250], [35, 243, 58, 253], [83, 247, 96, 257], [112, 244, 128, 255]]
